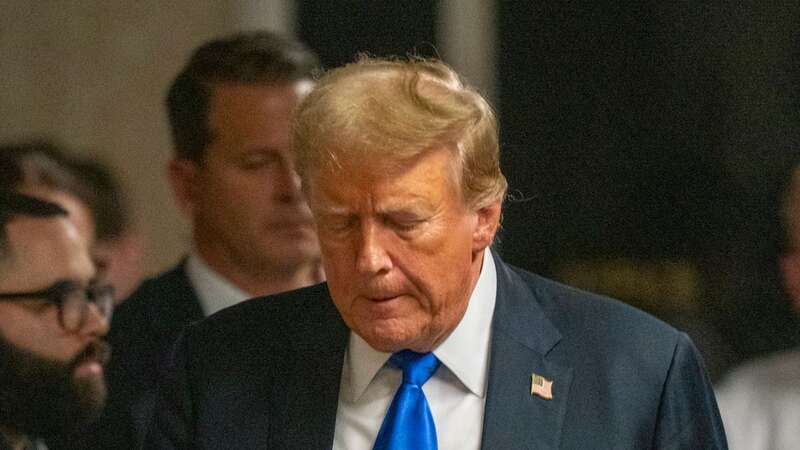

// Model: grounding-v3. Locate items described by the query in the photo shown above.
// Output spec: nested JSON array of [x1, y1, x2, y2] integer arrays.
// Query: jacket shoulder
[[511, 264, 680, 340], [499, 262, 684, 380], [109, 263, 201, 341], [187, 282, 344, 349]]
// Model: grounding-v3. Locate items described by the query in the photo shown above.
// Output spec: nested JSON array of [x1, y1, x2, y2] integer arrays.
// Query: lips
[[71, 340, 111, 370], [360, 291, 406, 304], [359, 283, 407, 301], [370, 294, 400, 301]]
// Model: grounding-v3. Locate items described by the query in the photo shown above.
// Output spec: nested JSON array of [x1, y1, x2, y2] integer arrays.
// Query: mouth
[[369, 294, 402, 302], [362, 294, 409, 311], [73, 359, 105, 379], [71, 340, 111, 372], [357, 295, 410, 322]]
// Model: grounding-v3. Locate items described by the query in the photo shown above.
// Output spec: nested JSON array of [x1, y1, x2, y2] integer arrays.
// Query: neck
[[194, 246, 322, 297]]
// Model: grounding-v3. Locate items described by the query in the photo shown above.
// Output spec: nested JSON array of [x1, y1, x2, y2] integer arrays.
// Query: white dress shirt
[[716, 348, 800, 450], [185, 251, 250, 316], [333, 250, 498, 450]]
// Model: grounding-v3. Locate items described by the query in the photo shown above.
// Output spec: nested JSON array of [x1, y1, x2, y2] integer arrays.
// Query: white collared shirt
[[333, 250, 498, 450], [185, 251, 250, 316]]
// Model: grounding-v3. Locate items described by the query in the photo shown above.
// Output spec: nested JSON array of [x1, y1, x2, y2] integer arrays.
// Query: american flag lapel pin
[[530, 373, 553, 400]]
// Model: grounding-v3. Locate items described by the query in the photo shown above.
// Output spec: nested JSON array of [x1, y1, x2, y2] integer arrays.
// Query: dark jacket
[[146, 252, 727, 449]]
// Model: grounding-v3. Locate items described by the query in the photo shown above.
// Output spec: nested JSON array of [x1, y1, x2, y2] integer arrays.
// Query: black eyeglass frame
[[0, 280, 114, 331]]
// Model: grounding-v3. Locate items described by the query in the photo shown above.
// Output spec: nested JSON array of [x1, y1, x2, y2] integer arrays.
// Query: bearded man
[[0, 189, 112, 450]]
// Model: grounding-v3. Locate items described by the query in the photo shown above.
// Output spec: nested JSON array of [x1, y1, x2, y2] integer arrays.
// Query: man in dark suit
[[147, 57, 727, 449], [70, 31, 325, 449]]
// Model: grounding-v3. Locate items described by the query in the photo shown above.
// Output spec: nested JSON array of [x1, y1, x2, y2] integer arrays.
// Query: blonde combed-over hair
[[293, 56, 507, 209]]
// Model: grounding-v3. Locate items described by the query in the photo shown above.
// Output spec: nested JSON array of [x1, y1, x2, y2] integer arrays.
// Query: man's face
[[0, 216, 110, 436], [172, 82, 320, 276], [309, 148, 500, 353]]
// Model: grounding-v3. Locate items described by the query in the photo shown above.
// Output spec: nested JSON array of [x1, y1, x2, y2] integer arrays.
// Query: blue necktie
[[373, 350, 441, 450]]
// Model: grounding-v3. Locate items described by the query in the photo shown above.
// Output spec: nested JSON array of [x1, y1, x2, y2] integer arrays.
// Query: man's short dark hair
[[166, 30, 319, 163], [0, 144, 73, 262], [0, 140, 92, 207], [1, 140, 132, 243], [0, 191, 68, 261], [68, 160, 130, 242]]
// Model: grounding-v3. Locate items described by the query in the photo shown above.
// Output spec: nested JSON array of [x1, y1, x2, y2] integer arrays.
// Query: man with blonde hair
[[148, 57, 726, 449]]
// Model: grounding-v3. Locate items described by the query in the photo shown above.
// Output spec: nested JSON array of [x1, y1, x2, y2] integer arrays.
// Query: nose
[[79, 302, 110, 338], [274, 160, 303, 203], [356, 221, 393, 275]]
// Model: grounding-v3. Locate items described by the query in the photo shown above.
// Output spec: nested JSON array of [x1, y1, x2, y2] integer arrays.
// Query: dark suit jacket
[[146, 253, 727, 449], [53, 262, 204, 450]]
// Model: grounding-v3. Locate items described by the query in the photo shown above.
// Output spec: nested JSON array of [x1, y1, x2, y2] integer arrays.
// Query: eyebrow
[[377, 198, 436, 215], [316, 195, 436, 214]]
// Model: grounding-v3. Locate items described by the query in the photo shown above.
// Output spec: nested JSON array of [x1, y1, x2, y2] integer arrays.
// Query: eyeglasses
[[0, 281, 114, 332]]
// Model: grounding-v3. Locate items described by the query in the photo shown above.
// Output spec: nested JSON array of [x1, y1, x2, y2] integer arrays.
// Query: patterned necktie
[[373, 350, 441, 450]]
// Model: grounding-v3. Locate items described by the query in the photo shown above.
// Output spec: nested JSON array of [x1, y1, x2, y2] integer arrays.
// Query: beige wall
[[0, 0, 292, 275]]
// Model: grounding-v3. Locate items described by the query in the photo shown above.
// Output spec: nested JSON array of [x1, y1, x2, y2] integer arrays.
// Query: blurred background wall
[[2, 0, 799, 379]]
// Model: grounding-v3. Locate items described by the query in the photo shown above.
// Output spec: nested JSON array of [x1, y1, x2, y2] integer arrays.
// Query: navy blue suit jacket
[[146, 252, 727, 449]]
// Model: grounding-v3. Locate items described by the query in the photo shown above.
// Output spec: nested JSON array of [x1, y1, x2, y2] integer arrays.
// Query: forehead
[[208, 81, 311, 126], [308, 147, 462, 211], [0, 216, 94, 291], [206, 81, 312, 158]]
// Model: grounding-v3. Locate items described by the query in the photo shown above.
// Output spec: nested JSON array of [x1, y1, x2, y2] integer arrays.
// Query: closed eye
[[390, 219, 420, 232], [239, 152, 281, 170], [382, 214, 426, 234], [318, 214, 356, 234]]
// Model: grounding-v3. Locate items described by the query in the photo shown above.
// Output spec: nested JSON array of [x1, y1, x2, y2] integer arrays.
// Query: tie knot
[[389, 350, 440, 387]]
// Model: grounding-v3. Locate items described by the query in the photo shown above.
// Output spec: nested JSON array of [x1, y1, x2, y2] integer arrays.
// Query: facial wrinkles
[[354, 194, 446, 303]]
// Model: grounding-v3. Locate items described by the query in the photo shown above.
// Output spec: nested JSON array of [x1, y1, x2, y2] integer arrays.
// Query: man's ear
[[472, 199, 502, 253], [780, 252, 800, 315], [167, 159, 199, 217]]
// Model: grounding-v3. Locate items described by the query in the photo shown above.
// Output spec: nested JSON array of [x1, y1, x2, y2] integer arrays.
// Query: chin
[[357, 321, 427, 353], [72, 372, 108, 416]]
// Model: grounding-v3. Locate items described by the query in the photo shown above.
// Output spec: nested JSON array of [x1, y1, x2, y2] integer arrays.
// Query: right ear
[[780, 252, 800, 315], [167, 158, 199, 217]]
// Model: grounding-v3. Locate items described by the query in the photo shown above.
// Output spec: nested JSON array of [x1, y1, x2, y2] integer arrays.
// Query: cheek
[[319, 238, 353, 267], [323, 261, 356, 300], [0, 315, 77, 361], [399, 240, 469, 293], [205, 183, 266, 226], [204, 167, 263, 202], [411, 240, 476, 312]]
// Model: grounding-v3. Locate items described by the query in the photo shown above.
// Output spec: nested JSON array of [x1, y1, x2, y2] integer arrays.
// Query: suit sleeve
[[143, 331, 194, 450], [651, 332, 728, 449]]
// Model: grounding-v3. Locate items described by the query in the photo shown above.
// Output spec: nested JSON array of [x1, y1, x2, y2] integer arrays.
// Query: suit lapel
[[481, 253, 573, 450]]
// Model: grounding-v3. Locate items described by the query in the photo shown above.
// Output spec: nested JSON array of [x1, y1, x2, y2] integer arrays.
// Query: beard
[[0, 336, 111, 439]]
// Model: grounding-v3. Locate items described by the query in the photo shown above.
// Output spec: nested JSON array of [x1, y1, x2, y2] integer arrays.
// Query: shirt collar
[[185, 250, 250, 316], [342, 249, 498, 401]]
